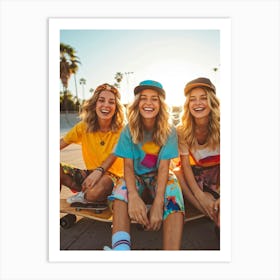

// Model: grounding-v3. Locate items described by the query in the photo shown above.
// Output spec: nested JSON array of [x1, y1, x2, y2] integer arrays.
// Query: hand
[[81, 170, 102, 192], [148, 197, 164, 231], [212, 198, 220, 227], [128, 193, 149, 228], [197, 192, 217, 221]]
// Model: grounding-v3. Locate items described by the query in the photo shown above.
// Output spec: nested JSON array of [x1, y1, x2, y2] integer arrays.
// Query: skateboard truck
[[70, 202, 108, 214]]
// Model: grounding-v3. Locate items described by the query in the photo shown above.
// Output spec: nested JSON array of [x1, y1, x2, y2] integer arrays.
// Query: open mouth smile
[[143, 107, 155, 112], [193, 107, 205, 112], [100, 109, 111, 115]]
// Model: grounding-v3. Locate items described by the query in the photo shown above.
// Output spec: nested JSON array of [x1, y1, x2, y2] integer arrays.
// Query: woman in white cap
[[105, 80, 185, 250], [175, 77, 220, 227], [60, 83, 125, 204]]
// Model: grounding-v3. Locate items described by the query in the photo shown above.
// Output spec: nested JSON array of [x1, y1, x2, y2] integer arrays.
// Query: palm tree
[[79, 78, 86, 102], [60, 43, 81, 111], [213, 64, 220, 72], [114, 72, 123, 88]]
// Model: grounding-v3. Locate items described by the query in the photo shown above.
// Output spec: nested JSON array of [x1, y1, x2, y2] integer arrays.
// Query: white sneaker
[[66, 192, 87, 204]]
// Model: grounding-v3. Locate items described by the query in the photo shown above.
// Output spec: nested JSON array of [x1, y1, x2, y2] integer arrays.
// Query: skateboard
[[60, 199, 112, 229], [184, 203, 205, 222], [60, 198, 205, 229]]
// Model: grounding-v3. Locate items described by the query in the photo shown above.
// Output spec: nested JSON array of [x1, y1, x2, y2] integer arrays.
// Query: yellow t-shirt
[[63, 122, 123, 177]]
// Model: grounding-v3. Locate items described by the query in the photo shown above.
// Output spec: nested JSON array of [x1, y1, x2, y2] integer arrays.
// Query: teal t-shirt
[[114, 125, 178, 175]]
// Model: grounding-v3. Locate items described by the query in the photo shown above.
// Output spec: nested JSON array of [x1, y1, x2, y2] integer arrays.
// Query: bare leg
[[112, 200, 130, 234], [174, 169, 220, 227], [173, 168, 205, 214], [85, 175, 114, 202], [163, 212, 184, 250]]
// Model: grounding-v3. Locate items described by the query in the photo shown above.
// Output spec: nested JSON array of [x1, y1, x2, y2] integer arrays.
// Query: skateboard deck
[[184, 203, 205, 222], [70, 201, 108, 211], [60, 199, 112, 229], [60, 198, 205, 229]]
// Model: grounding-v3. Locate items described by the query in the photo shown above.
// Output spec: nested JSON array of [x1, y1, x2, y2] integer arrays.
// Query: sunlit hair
[[127, 91, 172, 146], [79, 83, 125, 132], [177, 87, 220, 150]]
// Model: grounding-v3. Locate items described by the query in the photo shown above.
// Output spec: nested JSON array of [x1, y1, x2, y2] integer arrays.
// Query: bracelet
[[95, 166, 105, 174]]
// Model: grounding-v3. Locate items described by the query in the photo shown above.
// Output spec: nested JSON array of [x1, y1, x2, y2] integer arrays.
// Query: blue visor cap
[[134, 80, 165, 98]]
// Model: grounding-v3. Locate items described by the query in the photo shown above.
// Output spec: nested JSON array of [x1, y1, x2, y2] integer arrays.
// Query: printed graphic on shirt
[[189, 150, 220, 193], [140, 141, 160, 168], [189, 151, 220, 167]]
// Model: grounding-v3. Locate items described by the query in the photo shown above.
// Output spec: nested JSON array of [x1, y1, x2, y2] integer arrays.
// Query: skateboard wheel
[[60, 214, 77, 229]]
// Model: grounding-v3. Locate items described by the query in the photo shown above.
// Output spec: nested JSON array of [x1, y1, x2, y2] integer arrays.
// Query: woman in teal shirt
[[106, 80, 185, 250]]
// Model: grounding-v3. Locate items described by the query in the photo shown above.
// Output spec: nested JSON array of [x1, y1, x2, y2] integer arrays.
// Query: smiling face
[[138, 89, 160, 121], [96, 90, 116, 121], [188, 87, 211, 119]]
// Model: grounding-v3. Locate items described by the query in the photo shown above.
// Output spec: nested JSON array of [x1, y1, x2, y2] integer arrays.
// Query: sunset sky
[[60, 28, 220, 105]]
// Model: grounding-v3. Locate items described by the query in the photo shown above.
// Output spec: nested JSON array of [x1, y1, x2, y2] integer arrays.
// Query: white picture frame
[[49, 17, 231, 262]]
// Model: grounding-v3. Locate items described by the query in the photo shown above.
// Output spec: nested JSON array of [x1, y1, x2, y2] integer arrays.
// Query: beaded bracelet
[[95, 166, 105, 174]]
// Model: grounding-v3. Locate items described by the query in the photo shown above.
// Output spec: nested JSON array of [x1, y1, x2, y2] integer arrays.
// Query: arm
[[60, 138, 70, 150], [82, 153, 118, 191], [125, 158, 149, 228], [180, 155, 216, 219], [149, 159, 170, 231]]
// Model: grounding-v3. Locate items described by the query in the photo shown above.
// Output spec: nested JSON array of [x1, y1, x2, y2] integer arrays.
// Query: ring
[[214, 207, 218, 212]]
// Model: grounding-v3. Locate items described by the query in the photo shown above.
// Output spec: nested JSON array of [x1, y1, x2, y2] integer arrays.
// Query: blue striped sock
[[112, 231, 131, 250]]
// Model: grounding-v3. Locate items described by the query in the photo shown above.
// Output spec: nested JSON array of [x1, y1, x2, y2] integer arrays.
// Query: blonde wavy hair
[[127, 92, 172, 146], [177, 87, 220, 150], [79, 83, 125, 132]]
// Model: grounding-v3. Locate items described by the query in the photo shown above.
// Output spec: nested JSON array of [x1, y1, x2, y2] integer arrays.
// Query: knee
[[85, 185, 109, 202], [85, 189, 100, 202]]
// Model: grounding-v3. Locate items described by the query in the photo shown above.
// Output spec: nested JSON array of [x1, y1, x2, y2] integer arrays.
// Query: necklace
[[98, 131, 107, 146]]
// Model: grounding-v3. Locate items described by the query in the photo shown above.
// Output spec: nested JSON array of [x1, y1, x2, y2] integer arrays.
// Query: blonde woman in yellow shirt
[[60, 83, 125, 204]]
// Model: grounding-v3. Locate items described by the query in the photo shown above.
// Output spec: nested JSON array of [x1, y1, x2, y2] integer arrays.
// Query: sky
[[60, 29, 220, 106]]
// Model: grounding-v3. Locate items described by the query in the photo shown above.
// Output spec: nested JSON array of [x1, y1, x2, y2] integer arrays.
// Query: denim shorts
[[108, 172, 185, 220]]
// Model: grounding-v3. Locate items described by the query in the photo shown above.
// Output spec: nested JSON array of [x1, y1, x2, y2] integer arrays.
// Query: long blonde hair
[[177, 87, 220, 150], [127, 93, 172, 146], [79, 83, 125, 132]]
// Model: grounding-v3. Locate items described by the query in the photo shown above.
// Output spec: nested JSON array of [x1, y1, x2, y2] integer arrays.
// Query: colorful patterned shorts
[[191, 165, 220, 199], [108, 172, 185, 220], [61, 162, 119, 191]]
